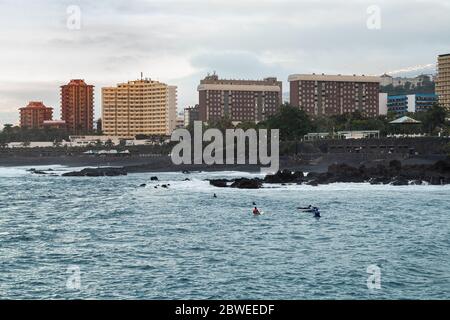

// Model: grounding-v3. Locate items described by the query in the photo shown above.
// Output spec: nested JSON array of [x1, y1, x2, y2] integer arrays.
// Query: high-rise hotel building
[[289, 74, 382, 117], [436, 53, 450, 110], [102, 79, 177, 137], [19, 101, 53, 129], [61, 79, 95, 134], [198, 74, 283, 124]]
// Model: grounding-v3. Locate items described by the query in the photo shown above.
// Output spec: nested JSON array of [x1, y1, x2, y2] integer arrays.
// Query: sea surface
[[0, 165, 449, 300]]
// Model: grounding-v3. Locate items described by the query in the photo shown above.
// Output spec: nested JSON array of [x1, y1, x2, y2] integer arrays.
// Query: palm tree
[[104, 139, 114, 149], [3, 124, 13, 134]]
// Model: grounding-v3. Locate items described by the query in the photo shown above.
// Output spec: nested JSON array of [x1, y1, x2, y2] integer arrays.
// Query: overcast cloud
[[0, 0, 449, 126]]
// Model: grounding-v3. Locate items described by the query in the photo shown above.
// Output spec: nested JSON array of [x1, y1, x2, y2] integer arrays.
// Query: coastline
[[0, 154, 446, 175]]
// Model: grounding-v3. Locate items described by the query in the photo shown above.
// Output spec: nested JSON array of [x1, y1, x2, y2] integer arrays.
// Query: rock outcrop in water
[[209, 178, 263, 189], [209, 179, 230, 188], [230, 178, 263, 189], [207, 159, 450, 188], [264, 170, 305, 184], [62, 167, 127, 177], [304, 160, 450, 186]]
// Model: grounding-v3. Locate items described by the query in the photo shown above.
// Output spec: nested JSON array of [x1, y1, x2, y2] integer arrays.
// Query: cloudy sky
[[0, 0, 449, 126]]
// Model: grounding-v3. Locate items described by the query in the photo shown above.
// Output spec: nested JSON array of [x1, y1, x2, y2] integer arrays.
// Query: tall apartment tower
[[102, 79, 177, 137], [436, 53, 450, 110], [19, 101, 53, 129], [60, 79, 94, 134], [197, 74, 283, 124], [168, 86, 178, 134], [288, 74, 381, 117], [184, 105, 200, 127]]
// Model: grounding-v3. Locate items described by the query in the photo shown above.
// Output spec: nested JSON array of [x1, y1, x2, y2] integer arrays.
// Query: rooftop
[[288, 73, 381, 83], [20, 101, 52, 110], [62, 79, 94, 87], [200, 73, 281, 85], [389, 116, 421, 124]]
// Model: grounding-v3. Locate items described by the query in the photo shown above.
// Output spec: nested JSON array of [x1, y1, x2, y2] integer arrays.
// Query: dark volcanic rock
[[429, 176, 446, 185], [391, 177, 409, 186], [369, 177, 391, 185], [209, 179, 229, 188], [32, 170, 48, 175], [62, 167, 127, 177], [208, 160, 450, 188], [230, 178, 263, 189], [307, 180, 319, 186], [431, 159, 450, 173], [389, 160, 402, 172], [150, 176, 159, 181], [264, 170, 304, 184], [304, 160, 450, 186]]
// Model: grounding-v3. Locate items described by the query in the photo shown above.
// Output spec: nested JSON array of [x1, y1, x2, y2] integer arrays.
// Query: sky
[[0, 0, 449, 127]]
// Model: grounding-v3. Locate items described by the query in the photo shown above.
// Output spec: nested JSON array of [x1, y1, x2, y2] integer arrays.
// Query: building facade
[[379, 93, 388, 116], [436, 53, 450, 110], [184, 105, 200, 127], [168, 86, 178, 134], [102, 79, 177, 137], [198, 74, 282, 124], [19, 101, 53, 129], [43, 120, 66, 130], [387, 94, 438, 115], [380, 74, 433, 88], [176, 116, 184, 129], [61, 79, 95, 135], [289, 74, 381, 117]]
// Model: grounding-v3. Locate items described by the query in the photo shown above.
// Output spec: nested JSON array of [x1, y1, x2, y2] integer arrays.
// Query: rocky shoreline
[[61, 167, 128, 177], [25, 159, 450, 186], [208, 159, 450, 188]]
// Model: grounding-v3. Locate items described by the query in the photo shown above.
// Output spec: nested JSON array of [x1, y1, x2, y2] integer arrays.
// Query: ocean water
[[0, 166, 449, 300]]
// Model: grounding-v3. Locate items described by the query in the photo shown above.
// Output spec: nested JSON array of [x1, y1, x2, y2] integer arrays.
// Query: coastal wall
[[283, 137, 450, 156]]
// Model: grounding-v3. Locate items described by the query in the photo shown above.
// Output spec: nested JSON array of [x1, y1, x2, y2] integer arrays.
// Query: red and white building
[[19, 101, 53, 129]]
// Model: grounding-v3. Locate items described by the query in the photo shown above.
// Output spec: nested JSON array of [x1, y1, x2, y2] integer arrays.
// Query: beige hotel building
[[436, 53, 450, 111], [102, 79, 177, 137]]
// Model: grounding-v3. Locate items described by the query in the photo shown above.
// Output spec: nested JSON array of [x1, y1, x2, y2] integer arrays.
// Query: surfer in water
[[313, 207, 321, 218], [253, 207, 261, 215]]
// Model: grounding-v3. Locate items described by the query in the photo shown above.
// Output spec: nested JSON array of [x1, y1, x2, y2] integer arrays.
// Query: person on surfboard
[[253, 207, 261, 215]]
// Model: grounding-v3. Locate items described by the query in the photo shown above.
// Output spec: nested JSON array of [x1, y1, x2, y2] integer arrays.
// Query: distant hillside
[[381, 78, 435, 96]]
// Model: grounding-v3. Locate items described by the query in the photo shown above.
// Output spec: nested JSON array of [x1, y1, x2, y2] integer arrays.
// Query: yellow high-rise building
[[102, 79, 177, 137], [436, 53, 450, 110]]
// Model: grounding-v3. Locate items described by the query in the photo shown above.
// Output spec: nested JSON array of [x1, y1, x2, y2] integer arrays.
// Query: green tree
[[3, 124, 14, 134], [416, 104, 447, 134], [264, 103, 313, 141], [104, 139, 114, 149], [236, 121, 258, 131], [208, 116, 234, 133]]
